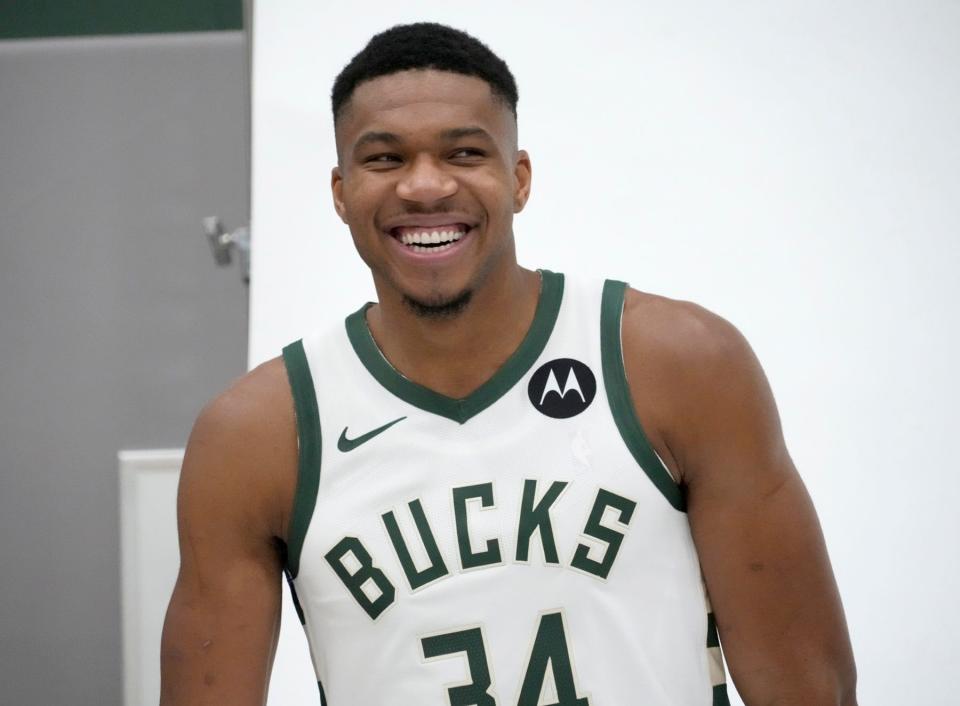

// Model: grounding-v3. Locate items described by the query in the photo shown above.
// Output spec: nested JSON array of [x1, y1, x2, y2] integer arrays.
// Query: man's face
[[331, 69, 531, 313]]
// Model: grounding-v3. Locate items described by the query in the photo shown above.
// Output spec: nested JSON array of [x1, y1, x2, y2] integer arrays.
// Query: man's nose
[[395, 155, 458, 203]]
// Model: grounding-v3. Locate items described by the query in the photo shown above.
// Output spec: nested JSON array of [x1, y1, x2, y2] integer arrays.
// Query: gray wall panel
[[0, 32, 249, 705]]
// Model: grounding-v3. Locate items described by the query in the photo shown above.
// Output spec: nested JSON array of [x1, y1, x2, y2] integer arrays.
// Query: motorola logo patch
[[528, 358, 597, 419]]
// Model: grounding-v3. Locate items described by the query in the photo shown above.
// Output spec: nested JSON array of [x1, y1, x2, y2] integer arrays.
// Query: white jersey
[[281, 271, 729, 705]]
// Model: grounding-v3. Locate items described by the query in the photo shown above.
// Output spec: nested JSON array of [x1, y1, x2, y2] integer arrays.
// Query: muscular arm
[[622, 290, 857, 706], [160, 358, 297, 705]]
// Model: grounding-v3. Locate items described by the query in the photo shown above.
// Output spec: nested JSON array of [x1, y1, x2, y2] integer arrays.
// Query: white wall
[[250, 2, 960, 704]]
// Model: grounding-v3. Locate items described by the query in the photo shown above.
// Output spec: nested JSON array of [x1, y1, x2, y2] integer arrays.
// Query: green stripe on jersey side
[[706, 611, 730, 704], [706, 612, 720, 648], [282, 339, 322, 579], [713, 684, 731, 706], [600, 280, 686, 512], [319, 680, 328, 706], [284, 568, 306, 625], [345, 270, 564, 424]]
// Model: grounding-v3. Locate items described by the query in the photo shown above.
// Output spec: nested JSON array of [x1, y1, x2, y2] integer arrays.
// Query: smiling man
[[160, 22, 857, 706]]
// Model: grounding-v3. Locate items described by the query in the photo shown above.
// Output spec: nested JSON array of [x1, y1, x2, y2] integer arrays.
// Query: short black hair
[[331, 22, 519, 125]]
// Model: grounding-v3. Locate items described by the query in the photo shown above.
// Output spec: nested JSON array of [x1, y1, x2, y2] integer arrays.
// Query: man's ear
[[513, 149, 532, 213], [331, 166, 348, 224]]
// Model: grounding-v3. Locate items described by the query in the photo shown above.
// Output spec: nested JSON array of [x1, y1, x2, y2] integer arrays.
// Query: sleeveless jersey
[[281, 271, 729, 706]]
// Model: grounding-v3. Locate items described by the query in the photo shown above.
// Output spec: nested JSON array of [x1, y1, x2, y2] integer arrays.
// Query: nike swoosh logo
[[338, 416, 407, 452]]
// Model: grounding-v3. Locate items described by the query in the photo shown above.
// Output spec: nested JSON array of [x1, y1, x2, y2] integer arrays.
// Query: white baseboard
[[119, 449, 184, 706]]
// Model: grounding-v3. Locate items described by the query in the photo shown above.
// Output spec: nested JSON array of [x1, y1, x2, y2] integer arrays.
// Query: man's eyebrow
[[439, 126, 495, 142], [352, 126, 495, 154], [353, 131, 402, 152]]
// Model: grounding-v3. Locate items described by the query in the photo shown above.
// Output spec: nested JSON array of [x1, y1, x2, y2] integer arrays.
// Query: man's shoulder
[[617, 287, 763, 484], [620, 286, 752, 373], [183, 355, 298, 542], [196, 355, 292, 438]]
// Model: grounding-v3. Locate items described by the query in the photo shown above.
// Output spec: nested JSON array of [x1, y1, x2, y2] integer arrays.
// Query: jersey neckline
[[344, 270, 565, 424]]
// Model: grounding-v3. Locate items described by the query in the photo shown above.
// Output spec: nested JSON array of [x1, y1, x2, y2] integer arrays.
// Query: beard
[[402, 287, 473, 320]]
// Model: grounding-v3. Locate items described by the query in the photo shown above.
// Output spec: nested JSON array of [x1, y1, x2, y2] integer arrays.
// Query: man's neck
[[366, 266, 542, 399]]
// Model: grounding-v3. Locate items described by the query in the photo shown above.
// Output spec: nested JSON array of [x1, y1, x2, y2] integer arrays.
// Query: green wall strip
[[282, 339, 322, 579], [1, 0, 242, 40]]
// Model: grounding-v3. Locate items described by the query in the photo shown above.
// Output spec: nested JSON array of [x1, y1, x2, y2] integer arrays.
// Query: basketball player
[[160, 22, 857, 706]]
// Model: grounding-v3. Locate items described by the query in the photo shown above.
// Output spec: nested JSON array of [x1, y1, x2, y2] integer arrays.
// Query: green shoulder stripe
[[600, 280, 686, 512], [282, 339, 322, 578]]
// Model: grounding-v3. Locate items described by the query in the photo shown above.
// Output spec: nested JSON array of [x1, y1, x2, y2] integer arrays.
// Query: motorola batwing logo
[[528, 358, 597, 419]]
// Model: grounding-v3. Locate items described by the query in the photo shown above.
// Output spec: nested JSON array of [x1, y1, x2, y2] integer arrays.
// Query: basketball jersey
[[281, 270, 730, 705]]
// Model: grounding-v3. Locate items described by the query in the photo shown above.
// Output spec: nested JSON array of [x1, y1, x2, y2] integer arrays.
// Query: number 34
[[420, 611, 590, 706]]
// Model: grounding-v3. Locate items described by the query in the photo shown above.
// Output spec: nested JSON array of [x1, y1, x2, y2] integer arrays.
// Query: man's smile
[[385, 224, 476, 259], [396, 227, 465, 253]]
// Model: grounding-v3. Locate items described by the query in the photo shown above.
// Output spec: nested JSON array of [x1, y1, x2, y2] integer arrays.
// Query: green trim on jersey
[[706, 612, 720, 648], [713, 684, 731, 706], [284, 568, 306, 625], [282, 339, 323, 578], [600, 280, 686, 512], [345, 270, 564, 424], [707, 610, 730, 704]]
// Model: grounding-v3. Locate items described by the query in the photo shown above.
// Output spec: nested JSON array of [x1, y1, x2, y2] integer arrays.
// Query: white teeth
[[399, 229, 466, 246], [410, 242, 455, 253]]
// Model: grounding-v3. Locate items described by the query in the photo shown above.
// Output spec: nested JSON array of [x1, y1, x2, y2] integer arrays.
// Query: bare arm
[[160, 359, 297, 705], [622, 291, 857, 706]]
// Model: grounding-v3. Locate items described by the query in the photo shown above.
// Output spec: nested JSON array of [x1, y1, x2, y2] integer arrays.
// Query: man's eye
[[452, 148, 484, 158], [366, 154, 401, 163]]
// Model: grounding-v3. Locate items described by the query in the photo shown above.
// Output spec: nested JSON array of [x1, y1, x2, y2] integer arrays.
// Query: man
[[161, 22, 856, 706]]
